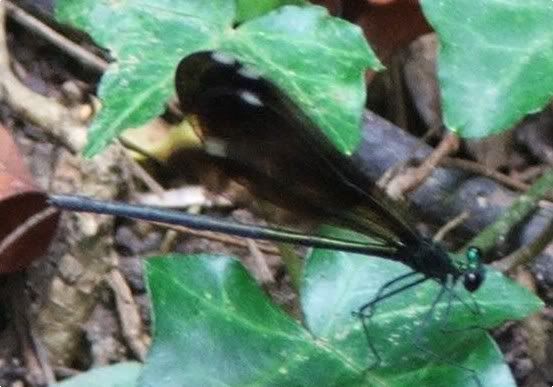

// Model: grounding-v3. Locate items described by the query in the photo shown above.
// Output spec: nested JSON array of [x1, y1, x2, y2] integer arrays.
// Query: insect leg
[[446, 287, 481, 315], [356, 271, 424, 318], [353, 272, 428, 369], [439, 284, 484, 334], [411, 283, 482, 387]]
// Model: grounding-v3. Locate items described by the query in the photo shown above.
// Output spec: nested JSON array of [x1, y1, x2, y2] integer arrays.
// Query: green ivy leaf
[[302, 245, 541, 386], [235, 0, 307, 23], [53, 362, 142, 387], [421, 0, 553, 138], [142, 254, 364, 386], [55, 0, 232, 157], [55, 0, 381, 157], [142, 249, 541, 386]]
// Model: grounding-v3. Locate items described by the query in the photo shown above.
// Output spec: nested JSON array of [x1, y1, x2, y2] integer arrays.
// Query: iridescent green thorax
[[466, 246, 482, 270]]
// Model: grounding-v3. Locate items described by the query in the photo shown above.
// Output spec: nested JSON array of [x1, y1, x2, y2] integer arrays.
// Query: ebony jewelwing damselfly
[[48, 50, 486, 385]]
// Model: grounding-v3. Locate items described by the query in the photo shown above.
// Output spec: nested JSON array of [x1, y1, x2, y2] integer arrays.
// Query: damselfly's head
[[462, 246, 485, 292]]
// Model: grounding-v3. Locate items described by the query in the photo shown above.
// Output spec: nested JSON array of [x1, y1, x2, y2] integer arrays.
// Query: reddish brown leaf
[[0, 125, 59, 273], [343, 0, 432, 62]]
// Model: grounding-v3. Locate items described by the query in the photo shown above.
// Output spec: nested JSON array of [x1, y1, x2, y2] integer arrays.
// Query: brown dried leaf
[[345, 0, 432, 62], [0, 125, 59, 273]]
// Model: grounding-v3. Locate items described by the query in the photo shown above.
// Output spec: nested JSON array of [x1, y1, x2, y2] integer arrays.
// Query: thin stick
[[155, 221, 280, 255], [0, 4, 86, 152], [386, 133, 460, 199], [441, 157, 530, 192], [107, 270, 149, 361], [492, 216, 553, 273], [246, 239, 275, 284], [8, 273, 56, 385], [123, 154, 165, 196], [515, 165, 547, 183], [442, 158, 553, 203], [5, 1, 108, 72], [433, 211, 470, 242]]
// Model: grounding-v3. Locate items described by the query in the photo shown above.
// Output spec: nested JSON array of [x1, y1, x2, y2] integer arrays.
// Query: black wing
[[175, 51, 419, 249]]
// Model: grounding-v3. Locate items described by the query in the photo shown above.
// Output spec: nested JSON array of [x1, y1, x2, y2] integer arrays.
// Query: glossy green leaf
[[235, 0, 307, 23], [220, 5, 380, 155], [421, 0, 553, 138], [142, 248, 541, 386], [55, 0, 381, 157], [55, 0, 232, 157], [53, 362, 142, 387], [141, 254, 365, 386], [302, 247, 541, 386]]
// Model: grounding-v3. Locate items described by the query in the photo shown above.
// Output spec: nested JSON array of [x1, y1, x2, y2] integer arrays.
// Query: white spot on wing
[[204, 137, 228, 157], [211, 51, 236, 65], [238, 66, 261, 80], [239, 90, 264, 107]]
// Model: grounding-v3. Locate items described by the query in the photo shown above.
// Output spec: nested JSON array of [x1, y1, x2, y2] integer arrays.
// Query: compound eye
[[463, 270, 484, 292]]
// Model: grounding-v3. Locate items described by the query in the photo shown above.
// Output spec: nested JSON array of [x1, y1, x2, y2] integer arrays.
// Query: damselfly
[[49, 50, 486, 385]]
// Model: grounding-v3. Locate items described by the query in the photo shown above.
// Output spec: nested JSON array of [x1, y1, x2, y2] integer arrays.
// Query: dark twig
[[492, 216, 553, 273], [246, 239, 275, 284], [5, 1, 108, 72], [433, 211, 470, 242], [442, 157, 553, 203], [0, 4, 87, 151], [515, 165, 548, 183], [107, 269, 149, 361], [153, 221, 280, 256], [386, 132, 460, 199], [441, 157, 530, 192], [8, 273, 55, 386]]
